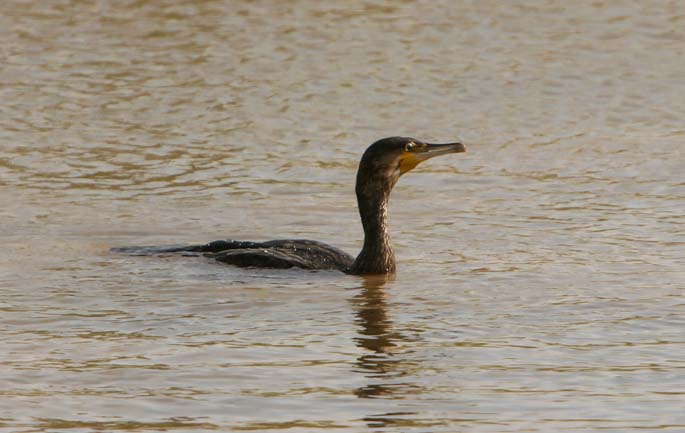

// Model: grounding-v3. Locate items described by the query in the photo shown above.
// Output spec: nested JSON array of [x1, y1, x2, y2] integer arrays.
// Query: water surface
[[1, 1, 684, 432]]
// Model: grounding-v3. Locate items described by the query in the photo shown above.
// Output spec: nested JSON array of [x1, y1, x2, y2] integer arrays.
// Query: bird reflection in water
[[350, 275, 420, 400]]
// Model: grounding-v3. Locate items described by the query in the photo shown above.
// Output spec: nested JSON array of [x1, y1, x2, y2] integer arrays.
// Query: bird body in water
[[113, 137, 466, 275]]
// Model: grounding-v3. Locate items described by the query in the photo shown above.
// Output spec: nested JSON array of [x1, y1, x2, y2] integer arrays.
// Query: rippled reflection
[[350, 275, 418, 400]]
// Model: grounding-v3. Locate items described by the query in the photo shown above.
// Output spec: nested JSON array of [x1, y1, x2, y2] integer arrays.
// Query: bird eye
[[405, 142, 416, 152]]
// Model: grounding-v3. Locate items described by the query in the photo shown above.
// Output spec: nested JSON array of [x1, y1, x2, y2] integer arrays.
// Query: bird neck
[[349, 176, 397, 275]]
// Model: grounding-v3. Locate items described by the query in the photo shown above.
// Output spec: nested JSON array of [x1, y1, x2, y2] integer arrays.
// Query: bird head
[[357, 137, 466, 191]]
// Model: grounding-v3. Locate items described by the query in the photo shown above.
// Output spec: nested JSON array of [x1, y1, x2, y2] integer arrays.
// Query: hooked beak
[[399, 141, 466, 175], [420, 142, 466, 160]]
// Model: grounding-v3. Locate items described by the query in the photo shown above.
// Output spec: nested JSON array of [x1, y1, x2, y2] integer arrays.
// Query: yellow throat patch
[[399, 152, 420, 174]]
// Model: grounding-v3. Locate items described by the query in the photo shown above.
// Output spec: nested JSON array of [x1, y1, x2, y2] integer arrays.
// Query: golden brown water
[[1, 1, 684, 432]]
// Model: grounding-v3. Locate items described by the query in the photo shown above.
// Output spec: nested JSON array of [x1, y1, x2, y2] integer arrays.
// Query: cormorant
[[113, 137, 466, 274]]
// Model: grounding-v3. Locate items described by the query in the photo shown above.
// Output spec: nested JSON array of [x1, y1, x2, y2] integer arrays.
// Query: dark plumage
[[112, 137, 465, 275]]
